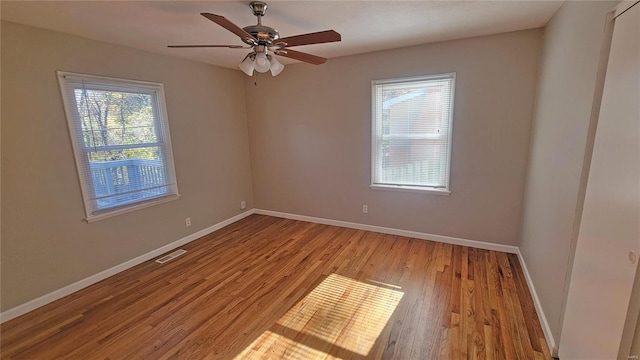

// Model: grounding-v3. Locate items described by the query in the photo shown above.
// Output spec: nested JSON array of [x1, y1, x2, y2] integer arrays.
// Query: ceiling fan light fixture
[[171, 3, 341, 76], [269, 56, 284, 76], [238, 53, 255, 76], [254, 52, 270, 73]]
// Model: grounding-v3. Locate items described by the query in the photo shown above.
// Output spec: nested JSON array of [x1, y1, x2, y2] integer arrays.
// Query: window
[[371, 73, 455, 194], [58, 71, 179, 221]]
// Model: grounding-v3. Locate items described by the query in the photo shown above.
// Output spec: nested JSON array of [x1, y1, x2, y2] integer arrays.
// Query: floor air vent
[[155, 249, 187, 264]]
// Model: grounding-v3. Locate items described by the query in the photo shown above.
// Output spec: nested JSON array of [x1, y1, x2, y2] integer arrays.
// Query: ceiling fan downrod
[[242, 1, 280, 47], [250, 1, 267, 23]]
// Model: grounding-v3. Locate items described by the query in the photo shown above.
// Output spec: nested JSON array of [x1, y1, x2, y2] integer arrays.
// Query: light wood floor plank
[[1, 215, 552, 359]]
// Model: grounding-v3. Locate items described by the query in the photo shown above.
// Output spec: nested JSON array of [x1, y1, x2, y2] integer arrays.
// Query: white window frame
[[57, 71, 180, 222], [370, 73, 456, 195]]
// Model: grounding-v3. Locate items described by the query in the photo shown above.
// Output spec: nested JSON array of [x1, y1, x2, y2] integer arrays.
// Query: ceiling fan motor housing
[[242, 24, 279, 45]]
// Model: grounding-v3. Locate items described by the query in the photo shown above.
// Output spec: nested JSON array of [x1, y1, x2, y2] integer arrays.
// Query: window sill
[[370, 184, 451, 196], [86, 194, 181, 223]]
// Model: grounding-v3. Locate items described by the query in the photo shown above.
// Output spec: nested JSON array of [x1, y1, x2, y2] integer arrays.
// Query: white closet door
[[559, 2, 640, 359]]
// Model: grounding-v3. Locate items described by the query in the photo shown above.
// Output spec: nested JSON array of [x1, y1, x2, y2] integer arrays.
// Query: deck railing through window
[[89, 159, 166, 209]]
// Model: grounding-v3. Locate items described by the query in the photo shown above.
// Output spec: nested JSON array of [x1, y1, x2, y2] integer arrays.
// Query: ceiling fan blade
[[168, 45, 246, 48], [277, 49, 327, 65], [201, 13, 256, 44], [275, 30, 341, 48]]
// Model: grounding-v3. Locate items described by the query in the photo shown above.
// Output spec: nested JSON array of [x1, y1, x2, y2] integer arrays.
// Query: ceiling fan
[[168, 1, 341, 76]]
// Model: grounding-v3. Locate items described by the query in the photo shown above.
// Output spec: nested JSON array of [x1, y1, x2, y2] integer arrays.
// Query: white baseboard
[[254, 209, 519, 254], [516, 249, 557, 356], [0, 209, 255, 324]]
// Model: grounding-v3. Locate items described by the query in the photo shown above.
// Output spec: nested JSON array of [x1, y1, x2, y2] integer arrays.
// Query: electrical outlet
[[240, 201, 247, 210], [362, 205, 368, 214], [185, 217, 191, 227]]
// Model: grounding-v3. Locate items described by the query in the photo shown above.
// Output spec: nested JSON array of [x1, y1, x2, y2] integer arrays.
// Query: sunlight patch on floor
[[235, 274, 404, 359]]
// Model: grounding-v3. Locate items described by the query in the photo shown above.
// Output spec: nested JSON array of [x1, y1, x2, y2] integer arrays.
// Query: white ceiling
[[1, 1, 563, 70]]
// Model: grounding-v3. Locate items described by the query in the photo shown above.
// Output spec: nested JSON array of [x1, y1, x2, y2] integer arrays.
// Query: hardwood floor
[[1, 215, 551, 359]]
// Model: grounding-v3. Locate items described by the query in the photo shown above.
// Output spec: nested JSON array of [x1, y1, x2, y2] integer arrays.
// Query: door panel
[[559, 3, 640, 359]]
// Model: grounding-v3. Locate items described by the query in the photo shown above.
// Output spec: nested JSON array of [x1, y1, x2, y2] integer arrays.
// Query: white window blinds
[[57, 72, 179, 221], [372, 73, 455, 192]]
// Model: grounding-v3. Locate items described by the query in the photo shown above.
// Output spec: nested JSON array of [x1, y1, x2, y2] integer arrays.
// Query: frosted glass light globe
[[254, 53, 270, 73]]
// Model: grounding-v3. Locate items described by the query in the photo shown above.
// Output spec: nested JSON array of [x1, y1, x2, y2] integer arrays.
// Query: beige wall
[[246, 29, 542, 245], [0, 21, 254, 310], [518, 1, 615, 350]]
